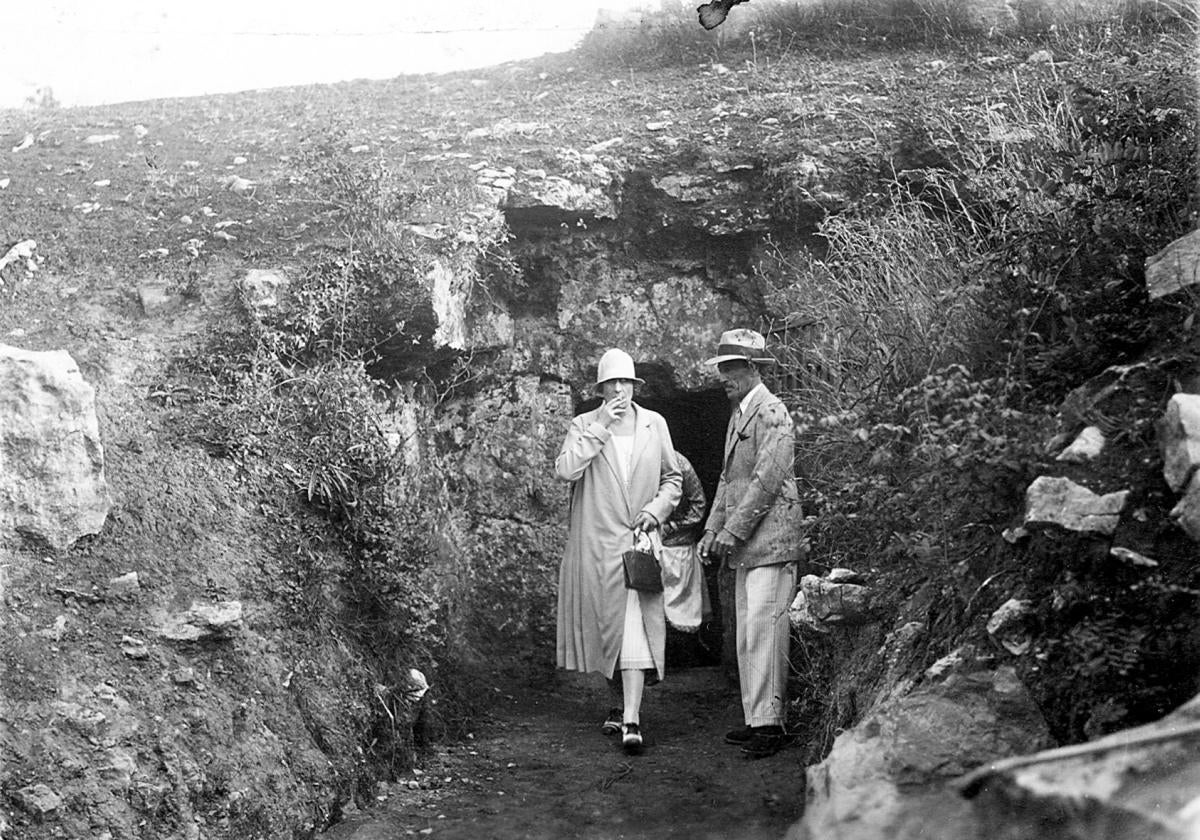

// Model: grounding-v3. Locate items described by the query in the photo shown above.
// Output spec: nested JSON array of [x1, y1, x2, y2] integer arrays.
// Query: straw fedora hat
[[704, 328, 775, 365]]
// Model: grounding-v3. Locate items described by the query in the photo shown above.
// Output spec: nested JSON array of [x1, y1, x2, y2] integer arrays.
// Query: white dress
[[610, 433, 654, 670]]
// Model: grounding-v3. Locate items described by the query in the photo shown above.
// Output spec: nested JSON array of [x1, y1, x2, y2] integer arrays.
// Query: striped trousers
[[735, 563, 796, 728]]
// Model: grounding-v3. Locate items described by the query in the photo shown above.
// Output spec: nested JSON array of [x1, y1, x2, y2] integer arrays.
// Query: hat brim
[[704, 354, 776, 366], [596, 376, 645, 387]]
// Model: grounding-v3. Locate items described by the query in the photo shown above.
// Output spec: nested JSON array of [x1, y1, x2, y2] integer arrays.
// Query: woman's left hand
[[632, 511, 659, 533]]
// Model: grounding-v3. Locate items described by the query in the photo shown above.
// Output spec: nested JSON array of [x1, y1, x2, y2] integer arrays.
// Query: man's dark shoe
[[724, 726, 754, 745], [600, 707, 623, 736], [740, 726, 789, 758]]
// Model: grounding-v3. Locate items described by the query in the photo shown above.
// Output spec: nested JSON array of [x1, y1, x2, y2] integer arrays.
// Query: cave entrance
[[638, 386, 731, 671]]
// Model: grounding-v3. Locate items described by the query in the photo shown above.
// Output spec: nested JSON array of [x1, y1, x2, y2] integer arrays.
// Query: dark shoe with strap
[[601, 707, 623, 736], [740, 726, 789, 758], [724, 726, 754, 745]]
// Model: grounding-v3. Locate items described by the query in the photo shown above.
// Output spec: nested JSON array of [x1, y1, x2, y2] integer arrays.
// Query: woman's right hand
[[598, 392, 628, 427]]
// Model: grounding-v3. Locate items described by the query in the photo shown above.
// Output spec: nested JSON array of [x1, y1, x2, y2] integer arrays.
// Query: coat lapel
[[724, 387, 767, 472]]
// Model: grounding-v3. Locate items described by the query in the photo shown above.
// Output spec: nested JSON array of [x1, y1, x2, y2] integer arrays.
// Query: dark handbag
[[623, 546, 663, 593]]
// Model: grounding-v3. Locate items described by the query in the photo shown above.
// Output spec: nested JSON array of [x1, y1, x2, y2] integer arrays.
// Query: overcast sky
[[1, 0, 668, 108]]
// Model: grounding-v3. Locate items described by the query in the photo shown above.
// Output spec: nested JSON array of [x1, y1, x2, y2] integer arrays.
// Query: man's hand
[[698, 530, 716, 565], [632, 511, 659, 533], [711, 529, 742, 562]]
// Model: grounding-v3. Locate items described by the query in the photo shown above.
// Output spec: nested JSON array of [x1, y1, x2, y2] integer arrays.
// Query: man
[[698, 328, 803, 758]]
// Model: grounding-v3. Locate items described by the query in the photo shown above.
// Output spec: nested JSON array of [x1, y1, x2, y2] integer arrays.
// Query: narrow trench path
[[327, 666, 806, 840]]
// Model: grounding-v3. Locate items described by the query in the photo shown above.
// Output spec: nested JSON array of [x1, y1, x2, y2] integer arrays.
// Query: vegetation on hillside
[[1, 1, 1197, 836]]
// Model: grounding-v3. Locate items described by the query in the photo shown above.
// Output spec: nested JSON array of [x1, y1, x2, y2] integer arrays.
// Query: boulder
[[1169, 471, 1200, 543], [14, 783, 63, 818], [960, 693, 1200, 840], [1023, 476, 1128, 535], [790, 573, 874, 633], [1145, 228, 1200, 300], [788, 662, 1053, 840], [0, 344, 111, 550], [1158, 393, 1200, 493]]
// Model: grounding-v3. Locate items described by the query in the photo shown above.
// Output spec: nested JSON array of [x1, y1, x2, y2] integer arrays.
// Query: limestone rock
[[986, 599, 1033, 655], [788, 666, 1052, 840], [491, 151, 618, 220], [0, 344, 111, 550], [108, 571, 140, 596], [1169, 472, 1200, 543], [962, 691, 1200, 840], [790, 573, 873, 633], [15, 783, 63, 817], [238, 268, 289, 312], [1159, 393, 1200, 493], [157, 600, 243, 642], [1023, 476, 1128, 535], [1146, 228, 1200, 300], [1055, 425, 1105, 463], [429, 260, 466, 350], [828, 567, 866, 585], [651, 171, 772, 235]]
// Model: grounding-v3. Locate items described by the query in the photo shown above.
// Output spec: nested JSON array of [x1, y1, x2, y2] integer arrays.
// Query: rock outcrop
[[0, 344, 111, 551], [960, 692, 1200, 840], [788, 657, 1053, 840]]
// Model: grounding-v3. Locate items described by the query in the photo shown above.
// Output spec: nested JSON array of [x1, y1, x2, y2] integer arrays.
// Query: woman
[[555, 348, 681, 753]]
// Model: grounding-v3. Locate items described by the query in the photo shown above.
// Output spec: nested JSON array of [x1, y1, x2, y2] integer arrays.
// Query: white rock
[[1169, 472, 1200, 543], [133, 124, 149, 139], [986, 598, 1033, 655], [1024, 476, 1129, 535], [1055, 425, 1105, 463], [1159, 393, 1200, 492], [157, 601, 243, 642], [84, 134, 120, 144], [1110, 546, 1158, 568], [0, 345, 111, 550], [238, 269, 288, 311], [0, 239, 38, 273], [1146, 229, 1200, 300]]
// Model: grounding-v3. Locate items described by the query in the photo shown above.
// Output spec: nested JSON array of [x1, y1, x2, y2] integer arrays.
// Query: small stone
[[108, 571, 140, 595], [1110, 547, 1158, 568], [120, 635, 150, 659], [1056, 426, 1105, 463]]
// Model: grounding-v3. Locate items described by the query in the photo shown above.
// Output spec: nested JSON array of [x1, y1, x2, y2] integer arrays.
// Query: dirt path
[[326, 666, 805, 840]]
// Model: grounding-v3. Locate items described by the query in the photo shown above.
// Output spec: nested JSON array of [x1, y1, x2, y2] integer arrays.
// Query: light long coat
[[555, 404, 681, 680], [706, 385, 803, 569]]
